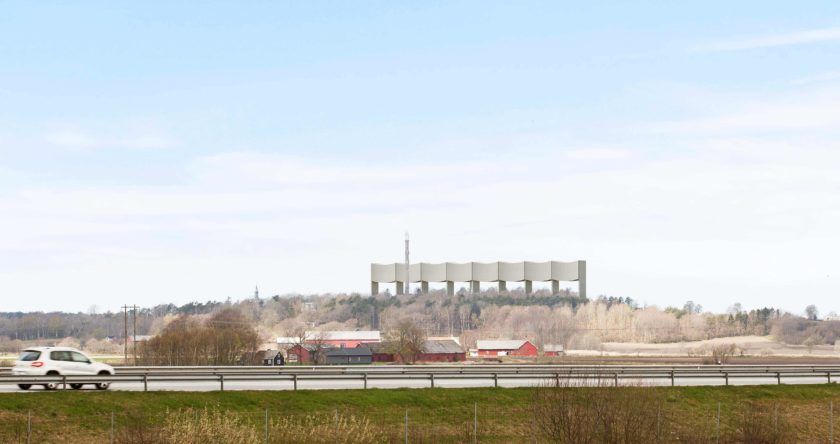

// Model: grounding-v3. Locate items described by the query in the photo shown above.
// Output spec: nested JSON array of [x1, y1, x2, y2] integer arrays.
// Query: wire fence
[[0, 399, 837, 443]]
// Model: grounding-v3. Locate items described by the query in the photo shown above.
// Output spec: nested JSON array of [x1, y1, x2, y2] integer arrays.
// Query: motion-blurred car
[[12, 347, 114, 390]]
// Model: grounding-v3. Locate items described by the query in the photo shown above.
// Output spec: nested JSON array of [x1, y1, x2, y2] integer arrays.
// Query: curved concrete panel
[[395, 263, 422, 283], [524, 261, 551, 281], [421, 262, 446, 282], [446, 262, 472, 282], [551, 261, 581, 281], [472, 262, 499, 282], [498, 261, 525, 282], [371, 263, 396, 283]]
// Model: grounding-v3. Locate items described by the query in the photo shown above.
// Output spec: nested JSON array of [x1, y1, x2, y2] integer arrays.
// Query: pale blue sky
[[1, 2, 839, 314]]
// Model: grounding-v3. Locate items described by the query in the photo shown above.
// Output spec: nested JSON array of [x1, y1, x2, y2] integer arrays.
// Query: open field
[[0, 385, 839, 442]]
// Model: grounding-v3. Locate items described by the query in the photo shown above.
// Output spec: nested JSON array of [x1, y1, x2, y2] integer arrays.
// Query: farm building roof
[[475, 340, 529, 350], [326, 347, 373, 357], [423, 339, 464, 354], [305, 330, 381, 341]]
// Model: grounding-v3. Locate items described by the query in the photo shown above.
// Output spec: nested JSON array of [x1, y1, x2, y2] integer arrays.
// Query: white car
[[12, 347, 114, 390]]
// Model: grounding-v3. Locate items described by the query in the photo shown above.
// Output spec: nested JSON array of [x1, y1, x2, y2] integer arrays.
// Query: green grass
[[1, 385, 839, 442]]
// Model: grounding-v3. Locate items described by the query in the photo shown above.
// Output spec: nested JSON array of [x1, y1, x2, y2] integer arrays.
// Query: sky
[[1, 2, 839, 314]]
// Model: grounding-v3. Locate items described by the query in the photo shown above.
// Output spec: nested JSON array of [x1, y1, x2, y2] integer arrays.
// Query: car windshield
[[18, 350, 41, 361]]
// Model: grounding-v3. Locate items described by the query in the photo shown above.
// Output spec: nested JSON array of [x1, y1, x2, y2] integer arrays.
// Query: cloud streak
[[701, 27, 840, 51]]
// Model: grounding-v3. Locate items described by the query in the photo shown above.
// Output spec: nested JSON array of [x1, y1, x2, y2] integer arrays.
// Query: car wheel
[[44, 371, 60, 390], [96, 371, 111, 390], [17, 384, 31, 390], [70, 383, 84, 390]]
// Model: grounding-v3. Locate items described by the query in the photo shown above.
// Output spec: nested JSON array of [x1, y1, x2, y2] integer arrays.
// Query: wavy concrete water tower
[[370, 260, 586, 297]]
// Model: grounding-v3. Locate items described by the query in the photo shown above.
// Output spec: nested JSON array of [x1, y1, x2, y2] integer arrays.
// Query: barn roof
[[326, 347, 373, 357], [262, 349, 280, 359], [306, 330, 381, 341], [476, 339, 529, 350], [423, 339, 464, 354]]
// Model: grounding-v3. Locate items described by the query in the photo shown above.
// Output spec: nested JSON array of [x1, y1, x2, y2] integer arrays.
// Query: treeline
[[139, 309, 258, 366], [1, 288, 838, 355]]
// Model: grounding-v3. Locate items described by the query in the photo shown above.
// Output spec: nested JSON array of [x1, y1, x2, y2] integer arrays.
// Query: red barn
[[418, 340, 466, 362], [543, 344, 565, 357], [475, 340, 538, 357]]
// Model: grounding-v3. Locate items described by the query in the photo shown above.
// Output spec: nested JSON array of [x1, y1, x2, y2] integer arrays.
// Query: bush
[[532, 377, 666, 443]]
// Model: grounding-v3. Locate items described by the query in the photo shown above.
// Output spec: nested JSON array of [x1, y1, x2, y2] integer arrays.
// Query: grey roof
[[362, 342, 394, 354], [476, 339, 529, 350], [423, 339, 464, 354], [262, 349, 280, 359], [326, 347, 372, 357]]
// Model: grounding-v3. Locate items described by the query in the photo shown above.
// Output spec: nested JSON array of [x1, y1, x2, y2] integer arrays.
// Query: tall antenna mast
[[404, 232, 410, 296]]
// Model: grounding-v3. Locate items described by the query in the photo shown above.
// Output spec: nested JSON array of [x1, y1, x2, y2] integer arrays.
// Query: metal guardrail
[[0, 364, 838, 391]]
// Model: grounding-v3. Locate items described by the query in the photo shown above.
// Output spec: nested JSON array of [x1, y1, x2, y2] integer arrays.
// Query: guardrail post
[[62, 375, 67, 390], [493, 373, 498, 388], [670, 370, 675, 387], [293, 374, 298, 391], [614, 373, 618, 387], [430, 373, 435, 388], [143, 374, 148, 391], [363, 373, 368, 389], [555, 373, 560, 387], [219, 374, 224, 391], [828, 372, 832, 384], [777, 372, 781, 385], [724, 372, 729, 386]]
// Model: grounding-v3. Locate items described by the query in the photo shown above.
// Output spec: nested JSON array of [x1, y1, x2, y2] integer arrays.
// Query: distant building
[[305, 330, 381, 348], [286, 344, 320, 364], [543, 344, 565, 357], [476, 340, 538, 357], [419, 339, 465, 362], [361, 339, 466, 363], [262, 350, 285, 366], [326, 347, 372, 365]]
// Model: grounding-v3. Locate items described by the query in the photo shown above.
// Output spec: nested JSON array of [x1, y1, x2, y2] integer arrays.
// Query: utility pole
[[131, 305, 138, 366], [121, 305, 129, 365]]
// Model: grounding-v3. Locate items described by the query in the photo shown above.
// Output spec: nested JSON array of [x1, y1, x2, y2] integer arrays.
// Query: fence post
[[716, 402, 721, 444], [111, 411, 115, 444], [656, 403, 661, 444], [27, 410, 31, 444], [264, 409, 269, 444], [404, 409, 408, 444], [473, 402, 478, 444]]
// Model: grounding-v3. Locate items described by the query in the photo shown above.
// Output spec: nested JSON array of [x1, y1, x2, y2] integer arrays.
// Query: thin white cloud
[[701, 27, 840, 51], [43, 128, 175, 151], [640, 86, 840, 134], [565, 148, 631, 161]]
